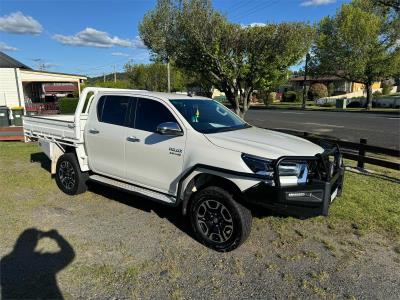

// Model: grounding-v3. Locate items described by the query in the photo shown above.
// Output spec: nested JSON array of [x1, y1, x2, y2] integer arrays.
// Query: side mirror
[[156, 122, 183, 136]]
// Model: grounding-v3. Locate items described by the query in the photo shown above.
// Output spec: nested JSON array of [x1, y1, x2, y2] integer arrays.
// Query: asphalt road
[[245, 109, 400, 150]]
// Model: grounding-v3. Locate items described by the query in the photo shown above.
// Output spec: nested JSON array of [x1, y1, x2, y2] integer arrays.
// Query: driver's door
[[124, 97, 186, 195]]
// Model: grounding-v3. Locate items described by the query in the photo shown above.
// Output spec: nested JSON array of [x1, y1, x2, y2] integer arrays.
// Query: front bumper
[[243, 146, 345, 217]]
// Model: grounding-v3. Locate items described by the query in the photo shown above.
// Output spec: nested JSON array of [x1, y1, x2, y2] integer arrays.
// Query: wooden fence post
[[357, 138, 367, 169]]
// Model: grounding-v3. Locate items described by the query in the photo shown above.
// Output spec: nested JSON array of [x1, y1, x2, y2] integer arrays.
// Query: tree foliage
[[311, 0, 400, 109], [139, 0, 313, 116]]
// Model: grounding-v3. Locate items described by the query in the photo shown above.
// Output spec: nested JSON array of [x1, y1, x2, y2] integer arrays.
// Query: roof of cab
[[92, 88, 211, 100]]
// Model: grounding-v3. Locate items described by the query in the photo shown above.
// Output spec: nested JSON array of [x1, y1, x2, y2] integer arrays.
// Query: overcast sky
[[0, 0, 347, 77]]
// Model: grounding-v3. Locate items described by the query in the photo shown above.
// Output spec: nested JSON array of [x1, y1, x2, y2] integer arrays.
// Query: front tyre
[[189, 186, 252, 252], [55, 153, 88, 195]]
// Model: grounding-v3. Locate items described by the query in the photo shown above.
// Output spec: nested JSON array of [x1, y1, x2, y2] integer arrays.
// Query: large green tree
[[125, 62, 186, 92], [139, 0, 313, 116], [311, 0, 400, 109]]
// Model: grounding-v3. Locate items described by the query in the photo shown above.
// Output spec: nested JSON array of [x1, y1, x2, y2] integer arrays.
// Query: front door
[[125, 97, 186, 195], [85, 95, 132, 180]]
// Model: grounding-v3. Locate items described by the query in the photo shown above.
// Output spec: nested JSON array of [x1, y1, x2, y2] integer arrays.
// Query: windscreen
[[169, 99, 249, 134]]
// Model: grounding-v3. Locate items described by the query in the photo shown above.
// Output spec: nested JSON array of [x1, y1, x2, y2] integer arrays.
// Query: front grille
[[274, 144, 342, 186]]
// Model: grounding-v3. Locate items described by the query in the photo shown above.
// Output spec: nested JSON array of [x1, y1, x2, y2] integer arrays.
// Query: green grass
[[1, 141, 399, 239]]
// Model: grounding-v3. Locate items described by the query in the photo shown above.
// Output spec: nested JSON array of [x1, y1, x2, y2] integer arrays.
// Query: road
[[244, 109, 400, 150]]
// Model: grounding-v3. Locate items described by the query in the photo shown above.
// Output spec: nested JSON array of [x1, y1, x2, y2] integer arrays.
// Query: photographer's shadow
[[0, 228, 75, 299]]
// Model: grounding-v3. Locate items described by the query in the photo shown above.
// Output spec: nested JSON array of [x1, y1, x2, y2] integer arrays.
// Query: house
[[0, 51, 86, 112], [283, 75, 381, 95]]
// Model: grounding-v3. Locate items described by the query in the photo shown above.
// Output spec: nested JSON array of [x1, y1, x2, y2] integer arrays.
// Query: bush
[[381, 82, 393, 95], [263, 92, 276, 105], [58, 98, 79, 114], [347, 101, 362, 108], [282, 91, 297, 102], [373, 90, 383, 97], [327, 82, 335, 96], [308, 83, 328, 101]]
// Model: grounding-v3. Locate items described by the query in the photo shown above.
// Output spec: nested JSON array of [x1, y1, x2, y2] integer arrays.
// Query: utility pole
[[114, 65, 117, 83], [302, 53, 311, 110], [167, 60, 171, 93], [103, 72, 105, 82]]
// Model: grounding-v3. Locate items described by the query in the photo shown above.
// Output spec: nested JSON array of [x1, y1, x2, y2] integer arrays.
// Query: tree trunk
[[365, 83, 372, 110]]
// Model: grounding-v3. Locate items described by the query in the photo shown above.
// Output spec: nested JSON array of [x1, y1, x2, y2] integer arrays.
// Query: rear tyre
[[189, 186, 252, 252], [55, 153, 88, 195]]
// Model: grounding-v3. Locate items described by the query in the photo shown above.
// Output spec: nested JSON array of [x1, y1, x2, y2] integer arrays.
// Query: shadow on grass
[[87, 181, 280, 243], [0, 228, 75, 299], [87, 181, 197, 239], [30, 152, 51, 173]]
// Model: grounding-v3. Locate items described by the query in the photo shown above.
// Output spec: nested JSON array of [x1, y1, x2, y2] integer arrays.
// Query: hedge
[[58, 98, 79, 114], [282, 91, 303, 102]]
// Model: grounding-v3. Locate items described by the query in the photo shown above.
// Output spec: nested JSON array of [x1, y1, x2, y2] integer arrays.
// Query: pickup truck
[[24, 87, 344, 252]]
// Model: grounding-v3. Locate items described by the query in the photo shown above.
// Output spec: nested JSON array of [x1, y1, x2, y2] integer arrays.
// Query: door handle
[[89, 128, 100, 134], [127, 136, 140, 142]]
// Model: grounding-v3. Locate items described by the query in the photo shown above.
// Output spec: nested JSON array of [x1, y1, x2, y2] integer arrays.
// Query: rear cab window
[[97, 95, 133, 126]]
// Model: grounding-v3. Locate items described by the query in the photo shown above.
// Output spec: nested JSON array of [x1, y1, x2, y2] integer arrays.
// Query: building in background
[[0, 51, 86, 112]]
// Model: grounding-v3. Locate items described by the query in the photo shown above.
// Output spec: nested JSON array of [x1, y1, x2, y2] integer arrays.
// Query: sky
[[0, 0, 347, 77]]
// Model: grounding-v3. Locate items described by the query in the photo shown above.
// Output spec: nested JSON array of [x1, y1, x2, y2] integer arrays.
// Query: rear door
[[124, 97, 186, 195], [85, 95, 133, 180]]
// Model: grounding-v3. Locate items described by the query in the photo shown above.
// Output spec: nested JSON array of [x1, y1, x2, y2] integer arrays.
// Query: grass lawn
[[1, 142, 399, 299]]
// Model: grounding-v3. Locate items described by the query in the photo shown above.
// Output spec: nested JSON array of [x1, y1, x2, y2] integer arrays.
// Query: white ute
[[24, 87, 344, 251]]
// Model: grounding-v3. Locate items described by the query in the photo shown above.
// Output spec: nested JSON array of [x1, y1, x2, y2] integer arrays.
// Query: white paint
[[304, 122, 344, 128], [0, 68, 20, 107]]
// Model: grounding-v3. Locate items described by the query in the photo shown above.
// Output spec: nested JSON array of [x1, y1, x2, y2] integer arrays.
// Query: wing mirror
[[156, 122, 184, 136]]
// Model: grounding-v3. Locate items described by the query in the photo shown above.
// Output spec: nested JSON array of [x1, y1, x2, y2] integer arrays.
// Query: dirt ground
[[0, 142, 399, 299]]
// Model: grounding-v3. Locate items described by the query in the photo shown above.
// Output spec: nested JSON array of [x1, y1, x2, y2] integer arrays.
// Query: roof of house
[[0, 51, 86, 79], [290, 75, 343, 82], [22, 69, 87, 79], [0, 51, 31, 69]]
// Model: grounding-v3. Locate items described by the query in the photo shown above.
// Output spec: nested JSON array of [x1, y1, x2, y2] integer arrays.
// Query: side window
[[134, 98, 177, 132], [97, 96, 131, 126]]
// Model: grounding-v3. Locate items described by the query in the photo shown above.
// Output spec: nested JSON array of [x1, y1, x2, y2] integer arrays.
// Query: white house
[[0, 51, 86, 110]]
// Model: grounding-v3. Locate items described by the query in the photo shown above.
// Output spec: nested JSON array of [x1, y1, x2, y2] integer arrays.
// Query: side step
[[89, 174, 176, 204]]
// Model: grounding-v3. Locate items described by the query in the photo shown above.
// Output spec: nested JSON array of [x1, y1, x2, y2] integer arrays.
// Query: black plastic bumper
[[243, 146, 345, 217]]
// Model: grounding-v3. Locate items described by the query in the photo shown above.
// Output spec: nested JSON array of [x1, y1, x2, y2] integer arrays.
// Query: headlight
[[241, 154, 274, 177], [279, 162, 308, 184], [242, 153, 309, 185]]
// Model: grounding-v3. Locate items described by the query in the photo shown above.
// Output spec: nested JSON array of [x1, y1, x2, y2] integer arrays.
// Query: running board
[[89, 174, 176, 204]]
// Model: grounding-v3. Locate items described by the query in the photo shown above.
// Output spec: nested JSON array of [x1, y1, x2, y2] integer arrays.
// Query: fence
[[267, 128, 400, 171]]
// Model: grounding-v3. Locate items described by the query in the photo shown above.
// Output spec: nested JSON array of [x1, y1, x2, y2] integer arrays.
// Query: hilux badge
[[169, 147, 183, 156]]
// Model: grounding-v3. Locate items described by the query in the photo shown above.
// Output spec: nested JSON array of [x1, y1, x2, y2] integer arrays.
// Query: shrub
[[347, 101, 362, 108], [381, 82, 393, 95], [308, 83, 328, 101], [58, 98, 79, 114], [373, 90, 382, 98], [327, 82, 335, 96], [264, 92, 276, 105], [282, 91, 297, 102]]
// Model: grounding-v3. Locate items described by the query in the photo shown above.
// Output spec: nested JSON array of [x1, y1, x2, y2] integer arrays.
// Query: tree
[[139, 0, 177, 92], [139, 0, 313, 116], [311, 0, 400, 109], [373, 0, 400, 11], [125, 62, 186, 92]]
